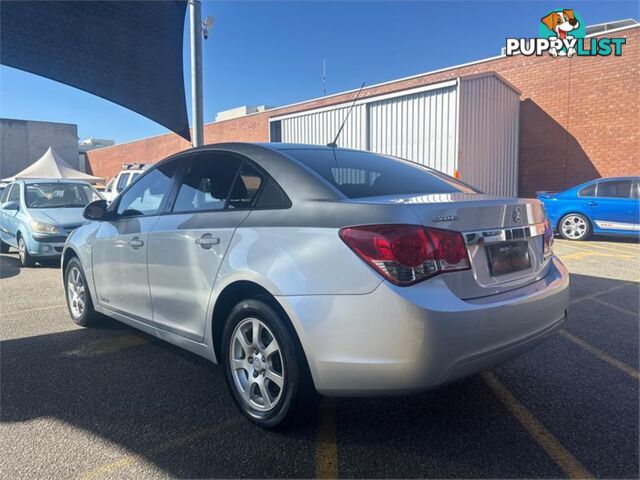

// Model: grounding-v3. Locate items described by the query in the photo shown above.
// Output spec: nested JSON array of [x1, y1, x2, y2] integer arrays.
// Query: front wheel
[[17, 236, 35, 267], [222, 299, 310, 428], [64, 257, 100, 327], [559, 213, 591, 241]]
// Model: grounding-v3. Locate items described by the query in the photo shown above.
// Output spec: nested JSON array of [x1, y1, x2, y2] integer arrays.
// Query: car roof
[[18, 179, 93, 185]]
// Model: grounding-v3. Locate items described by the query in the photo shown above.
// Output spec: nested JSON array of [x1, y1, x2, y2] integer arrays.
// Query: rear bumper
[[278, 256, 569, 396]]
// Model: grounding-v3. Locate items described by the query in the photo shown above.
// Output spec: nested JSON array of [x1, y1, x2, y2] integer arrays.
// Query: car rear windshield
[[284, 149, 477, 198], [25, 183, 102, 209]]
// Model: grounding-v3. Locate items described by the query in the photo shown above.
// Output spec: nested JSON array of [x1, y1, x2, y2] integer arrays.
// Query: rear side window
[[228, 163, 263, 209], [173, 154, 242, 213], [597, 180, 632, 198], [285, 149, 476, 198], [255, 178, 291, 209], [578, 184, 596, 197]]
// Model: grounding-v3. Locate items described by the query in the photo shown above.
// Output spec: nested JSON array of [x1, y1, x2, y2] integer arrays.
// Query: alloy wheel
[[67, 266, 86, 319], [18, 238, 26, 264], [229, 317, 285, 412], [561, 215, 588, 240]]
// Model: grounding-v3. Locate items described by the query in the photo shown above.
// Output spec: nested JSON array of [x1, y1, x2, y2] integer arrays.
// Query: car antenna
[[327, 81, 366, 148]]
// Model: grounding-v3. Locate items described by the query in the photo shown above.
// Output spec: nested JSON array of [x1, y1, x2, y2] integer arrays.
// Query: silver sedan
[[62, 143, 569, 428]]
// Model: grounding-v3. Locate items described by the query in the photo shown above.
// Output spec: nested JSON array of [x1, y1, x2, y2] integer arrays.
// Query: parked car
[[0, 179, 103, 266], [537, 176, 640, 241], [103, 163, 148, 202], [62, 143, 569, 428]]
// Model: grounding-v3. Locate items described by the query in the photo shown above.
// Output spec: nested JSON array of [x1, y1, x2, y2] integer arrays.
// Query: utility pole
[[322, 59, 327, 96], [189, 0, 204, 147]]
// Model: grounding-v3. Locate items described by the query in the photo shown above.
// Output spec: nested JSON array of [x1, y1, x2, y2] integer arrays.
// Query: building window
[[270, 120, 282, 143]]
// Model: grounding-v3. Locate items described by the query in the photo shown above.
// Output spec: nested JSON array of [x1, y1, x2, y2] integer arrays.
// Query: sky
[[0, 1, 637, 144]]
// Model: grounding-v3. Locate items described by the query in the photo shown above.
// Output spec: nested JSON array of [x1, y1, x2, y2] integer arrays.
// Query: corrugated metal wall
[[273, 74, 520, 196], [368, 86, 458, 175], [458, 75, 520, 196], [280, 104, 366, 150]]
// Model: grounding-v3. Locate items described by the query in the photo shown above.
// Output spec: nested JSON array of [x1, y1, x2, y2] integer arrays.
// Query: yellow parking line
[[558, 330, 639, 380], [559, 250, 634, 261], [315, 400, 338, 479], [561, 241, 639, 256], [63, 334, 150, 358], [79, 417, 243, 479], [482, 372, 593, 479], [3, 304, 67, 315]]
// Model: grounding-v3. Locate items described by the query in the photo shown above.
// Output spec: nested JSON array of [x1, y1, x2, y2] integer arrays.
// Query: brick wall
[[86, 27, 639, 197]]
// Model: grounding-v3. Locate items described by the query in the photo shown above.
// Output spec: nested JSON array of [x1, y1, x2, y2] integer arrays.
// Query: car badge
[[432, 215, 458, 222], [513, 207, 522, 223]]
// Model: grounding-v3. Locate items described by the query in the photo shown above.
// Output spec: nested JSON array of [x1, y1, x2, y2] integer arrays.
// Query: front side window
[[7, 184, 20, 204], [0, 184, 13, 203], [597, 180, 632, 199], [116, 173, 130, 193], [116, 163, 177, 216], [172, 154, 242, 213], [25, 183, 101, 208], [286, 149, 477, 199]]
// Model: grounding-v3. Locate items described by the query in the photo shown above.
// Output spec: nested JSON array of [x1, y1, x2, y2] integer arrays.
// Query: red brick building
[[86, 24, 639, 197]]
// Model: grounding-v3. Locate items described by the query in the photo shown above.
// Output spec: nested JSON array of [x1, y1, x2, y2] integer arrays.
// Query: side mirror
[[1, 201, 19, 211], [83, 199, 108, 221]]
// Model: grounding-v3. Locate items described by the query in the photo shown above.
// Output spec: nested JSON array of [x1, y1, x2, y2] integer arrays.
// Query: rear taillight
[[543, 218, 554, 260], [339, 224, 470, 286]]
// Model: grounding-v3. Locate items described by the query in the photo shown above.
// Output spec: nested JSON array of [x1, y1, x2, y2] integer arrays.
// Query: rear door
[[147, 152, 263, 341], [589, 179, 636, 231], [92, 162, 179, 322]]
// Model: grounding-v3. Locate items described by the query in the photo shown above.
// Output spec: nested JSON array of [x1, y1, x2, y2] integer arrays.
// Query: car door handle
[[195, 233, 220, 249], [129, 237, 144, 249], [587, 201, 598, 206]]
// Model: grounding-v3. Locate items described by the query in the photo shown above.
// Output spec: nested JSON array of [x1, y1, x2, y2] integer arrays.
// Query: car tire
[[222, 298, 314, 428], [17, 235, 35, 267], [558, 213, 591, 241], [0, 240, 9, 253], [64, 257, 100, 327]]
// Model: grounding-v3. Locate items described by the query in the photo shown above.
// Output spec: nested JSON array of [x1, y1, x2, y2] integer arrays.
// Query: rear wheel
[[64, 257, 100, 327], [222, 299, 311, 428], [17, 236, 35, 267], [559, 213, 591, 241]]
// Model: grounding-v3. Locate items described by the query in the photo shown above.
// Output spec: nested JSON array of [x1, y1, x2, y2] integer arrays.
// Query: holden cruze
[[62, 143, 569, 428]]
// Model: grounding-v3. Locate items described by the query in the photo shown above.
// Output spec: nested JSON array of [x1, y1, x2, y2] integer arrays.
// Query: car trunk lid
[[350, 193, 549, 299]]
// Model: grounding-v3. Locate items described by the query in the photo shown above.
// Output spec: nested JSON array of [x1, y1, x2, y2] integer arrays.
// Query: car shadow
[[0, 254, 21, 279], [1, 274, 637, 478]]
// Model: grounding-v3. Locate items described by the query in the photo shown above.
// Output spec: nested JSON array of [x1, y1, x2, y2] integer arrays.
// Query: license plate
[[486, 241, 531, 276]]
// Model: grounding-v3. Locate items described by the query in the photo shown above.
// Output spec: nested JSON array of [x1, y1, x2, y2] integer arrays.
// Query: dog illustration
[[541, 9, 580, 57]]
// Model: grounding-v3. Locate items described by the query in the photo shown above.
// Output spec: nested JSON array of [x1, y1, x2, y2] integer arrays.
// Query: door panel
[[92, 160, 180, 321], [147, 210, 250, 340], [92, 217, 159, 321], [589, 180, 637, 231]]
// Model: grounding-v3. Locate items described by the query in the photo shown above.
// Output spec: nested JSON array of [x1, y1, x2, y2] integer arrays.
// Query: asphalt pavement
[[0, 237, 638, 479]]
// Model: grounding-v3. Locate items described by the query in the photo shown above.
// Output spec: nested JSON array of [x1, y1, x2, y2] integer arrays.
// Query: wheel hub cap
[[229, 318, 285, 413]]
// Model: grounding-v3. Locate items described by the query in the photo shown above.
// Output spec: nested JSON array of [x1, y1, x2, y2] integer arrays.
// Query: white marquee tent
[[2, 147, 103, 183]]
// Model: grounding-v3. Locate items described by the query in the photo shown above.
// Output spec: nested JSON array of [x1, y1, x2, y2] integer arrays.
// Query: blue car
[[0, 179, 103, 266], [537, 176, 639, 241]]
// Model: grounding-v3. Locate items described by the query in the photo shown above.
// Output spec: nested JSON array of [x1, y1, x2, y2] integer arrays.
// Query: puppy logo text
[[505, 9, 626, 58]]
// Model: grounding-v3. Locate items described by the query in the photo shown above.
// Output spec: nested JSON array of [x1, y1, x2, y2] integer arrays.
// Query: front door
[[147, 154, 264, 340], [92, 162, 179, 322], [589, 179, 637, 231]]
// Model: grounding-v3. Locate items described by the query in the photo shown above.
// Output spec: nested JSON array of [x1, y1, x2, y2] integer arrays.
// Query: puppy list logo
[[506, 9, 626, 57]]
